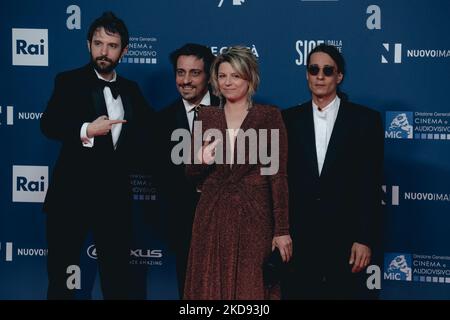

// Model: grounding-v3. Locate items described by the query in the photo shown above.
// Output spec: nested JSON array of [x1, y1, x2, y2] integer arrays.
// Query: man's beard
[[90, 55, 120, 74]]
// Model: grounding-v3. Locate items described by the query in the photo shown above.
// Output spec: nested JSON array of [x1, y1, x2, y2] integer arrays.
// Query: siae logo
[[381, 43, 402, 64], [12, 28, 48, 66], [218, 0, 245, 7], [295, 40, 343, 66], [295, 40, 325, 66], [12, 165, 48, 203]]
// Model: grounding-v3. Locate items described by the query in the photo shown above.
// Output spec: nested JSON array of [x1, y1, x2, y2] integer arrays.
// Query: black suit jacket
[[282, 100, 383, 264], [41, 64, 154, 215], [156, 94, 220, 247]]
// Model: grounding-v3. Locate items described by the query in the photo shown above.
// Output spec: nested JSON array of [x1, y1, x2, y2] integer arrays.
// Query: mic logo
[[218, 0, 245, 8]]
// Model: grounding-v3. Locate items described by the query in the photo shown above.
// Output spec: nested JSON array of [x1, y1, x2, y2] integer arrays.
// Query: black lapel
[[289, 101, 319, 178], [299, 103, 319, 177], [175, 100, 190, 132], [90, 88, 114, 150], [320, 100, 349, 178], [85, 66, 113, 150], [91, 89, 108, 117], [210, 93, 221, 107], [114, 78, 133, 150], [89, 66, 109, 118]]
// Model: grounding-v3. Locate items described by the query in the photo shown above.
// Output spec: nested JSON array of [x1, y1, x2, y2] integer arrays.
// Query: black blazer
[[41, 64, 154, 214], [157, 93, 220, 196], [282, 100, 383, 260]]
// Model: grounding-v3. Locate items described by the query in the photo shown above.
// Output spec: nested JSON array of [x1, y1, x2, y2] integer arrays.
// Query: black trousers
[[46, 207, 132, 300], [166, 192, 199, 299]]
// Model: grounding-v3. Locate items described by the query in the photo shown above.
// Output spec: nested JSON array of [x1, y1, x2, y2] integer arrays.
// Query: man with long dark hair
[[283, 44, 383, 299]]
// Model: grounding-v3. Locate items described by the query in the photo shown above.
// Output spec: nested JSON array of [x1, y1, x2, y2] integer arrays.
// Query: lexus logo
[[86, 245, 97, 259]]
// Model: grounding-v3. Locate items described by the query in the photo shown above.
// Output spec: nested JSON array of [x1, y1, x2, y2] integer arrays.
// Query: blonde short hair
[[210, 46, 260, 107]]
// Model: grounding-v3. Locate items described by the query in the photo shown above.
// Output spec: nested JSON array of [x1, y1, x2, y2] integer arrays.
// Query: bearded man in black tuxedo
[[41, 11, 154, 300]]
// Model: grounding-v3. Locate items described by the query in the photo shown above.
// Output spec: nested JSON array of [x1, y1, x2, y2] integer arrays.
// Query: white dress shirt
[[183, 91, 211, 133], [80, 69, 124, 149], [313, 96, 340, 176]]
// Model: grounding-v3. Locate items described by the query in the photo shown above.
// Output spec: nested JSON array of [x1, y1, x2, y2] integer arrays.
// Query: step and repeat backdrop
[[1, 0, 450, 299]]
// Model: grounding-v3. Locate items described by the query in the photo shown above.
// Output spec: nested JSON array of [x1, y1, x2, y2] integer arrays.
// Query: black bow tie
[[97, 78, 120, 99]]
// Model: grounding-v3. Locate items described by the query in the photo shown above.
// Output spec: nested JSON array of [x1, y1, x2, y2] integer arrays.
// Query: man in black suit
[[282, 44, 383, 299], [157, 43, 218, 298], [41, 12, 153, 299]]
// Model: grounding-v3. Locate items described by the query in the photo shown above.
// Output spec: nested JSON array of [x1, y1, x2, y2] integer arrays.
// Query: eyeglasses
[[307, 64, 336, 77]]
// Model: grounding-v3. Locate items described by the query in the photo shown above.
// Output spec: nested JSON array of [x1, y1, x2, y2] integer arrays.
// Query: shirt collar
[[312, 96, 340, 117], [183, 91, 211, 113]]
